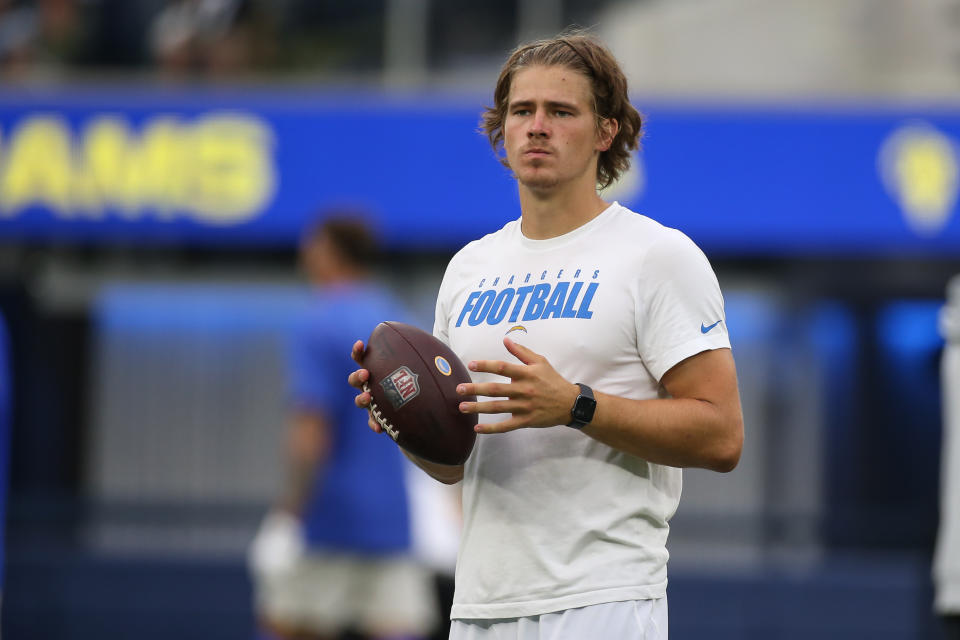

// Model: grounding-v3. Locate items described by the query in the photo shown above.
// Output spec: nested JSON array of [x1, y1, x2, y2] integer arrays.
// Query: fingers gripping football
[[348, 340, 383, 434], [357, 322, 476, 465], [457, 337, 580, 434]]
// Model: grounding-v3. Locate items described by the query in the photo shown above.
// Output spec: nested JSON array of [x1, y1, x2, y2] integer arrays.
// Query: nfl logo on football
[[381, 366, 420, 410]]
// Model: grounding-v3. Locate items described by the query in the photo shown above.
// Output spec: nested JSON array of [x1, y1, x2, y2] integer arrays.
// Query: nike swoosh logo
[[701, 320, 722, 334]]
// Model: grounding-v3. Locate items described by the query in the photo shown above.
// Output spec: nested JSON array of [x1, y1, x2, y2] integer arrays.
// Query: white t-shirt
[[434, 202, 731, 620]]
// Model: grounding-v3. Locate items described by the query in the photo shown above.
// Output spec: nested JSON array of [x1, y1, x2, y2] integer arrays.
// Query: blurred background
[[1, 0, 959, 638]]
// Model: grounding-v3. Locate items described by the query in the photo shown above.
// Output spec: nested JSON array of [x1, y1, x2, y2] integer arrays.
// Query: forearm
[[401, 448, 464, 484], [583, 392, 742, 472], [278, 412, 330, 515], [461, 343, 743, 471], [279, 453, 319, 515]]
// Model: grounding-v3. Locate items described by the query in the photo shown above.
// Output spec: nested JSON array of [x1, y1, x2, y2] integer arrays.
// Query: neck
[[312, 267, 368, 287], [518, 180, 610, 240]]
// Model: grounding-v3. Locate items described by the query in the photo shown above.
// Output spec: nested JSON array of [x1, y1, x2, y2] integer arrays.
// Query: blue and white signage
[[1, 90, 959, 254]]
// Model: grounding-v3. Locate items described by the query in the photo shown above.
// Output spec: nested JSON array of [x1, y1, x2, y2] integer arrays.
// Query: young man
[[350, 34, 744, 639], [250, 216, 437, 640]]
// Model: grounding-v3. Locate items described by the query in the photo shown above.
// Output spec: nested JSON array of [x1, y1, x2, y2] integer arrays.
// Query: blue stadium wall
[[0, 90, 959, 255]]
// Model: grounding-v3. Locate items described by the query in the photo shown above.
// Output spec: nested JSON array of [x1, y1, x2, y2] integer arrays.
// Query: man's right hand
[[347, 340, 463, 484], [349, 339, 464, 484], [348, 339, 383, 434]]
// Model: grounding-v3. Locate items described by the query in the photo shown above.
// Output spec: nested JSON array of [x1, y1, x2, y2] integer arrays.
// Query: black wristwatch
[[566, 383, 596, 429]]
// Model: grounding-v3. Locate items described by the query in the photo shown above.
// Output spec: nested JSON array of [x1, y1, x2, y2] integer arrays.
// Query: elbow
[[710, 447, 740, 473], [708, 420, 744, 473]]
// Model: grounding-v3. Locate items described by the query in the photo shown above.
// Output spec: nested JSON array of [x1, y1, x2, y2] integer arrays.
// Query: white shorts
[[449, 599, 668, 640], [253, 550, 438, 637]]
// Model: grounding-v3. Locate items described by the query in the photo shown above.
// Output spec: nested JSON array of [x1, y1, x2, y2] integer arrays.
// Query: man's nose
[[528, 110, 548, 137]]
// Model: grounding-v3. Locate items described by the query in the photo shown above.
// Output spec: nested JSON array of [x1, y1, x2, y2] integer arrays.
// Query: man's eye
[[556, 110, 572, 117]]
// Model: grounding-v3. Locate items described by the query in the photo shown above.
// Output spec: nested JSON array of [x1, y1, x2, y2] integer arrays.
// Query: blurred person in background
[[149, 0, 275, 78], [937, 275, 960, 640], [350, 32, 743, 639], [0, 0, 89, 80], [249, 214, 438, 640]]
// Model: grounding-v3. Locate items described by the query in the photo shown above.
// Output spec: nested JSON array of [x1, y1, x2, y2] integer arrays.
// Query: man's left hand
[[456, 337, 579, 434]]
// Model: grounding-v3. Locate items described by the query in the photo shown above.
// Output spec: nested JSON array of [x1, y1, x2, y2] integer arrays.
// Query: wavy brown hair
[[481, 32, 643, 190]]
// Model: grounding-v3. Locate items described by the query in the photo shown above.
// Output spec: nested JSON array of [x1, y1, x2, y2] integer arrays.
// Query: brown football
[[361, 321, 477, 465]]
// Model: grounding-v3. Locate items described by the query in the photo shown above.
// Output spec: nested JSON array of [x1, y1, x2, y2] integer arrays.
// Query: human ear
[[596, 118, 618, 152]]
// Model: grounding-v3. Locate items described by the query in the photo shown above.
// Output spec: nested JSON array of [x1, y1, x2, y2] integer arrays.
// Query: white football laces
[[362, 382, 400, 442]]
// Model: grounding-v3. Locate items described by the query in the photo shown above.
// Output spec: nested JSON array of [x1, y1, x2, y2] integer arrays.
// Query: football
[[361, 321, 477, 465]]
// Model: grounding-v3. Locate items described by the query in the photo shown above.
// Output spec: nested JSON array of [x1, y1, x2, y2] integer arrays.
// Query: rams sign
[[1, 90, 960, 254], [0, 112, 275, 225]]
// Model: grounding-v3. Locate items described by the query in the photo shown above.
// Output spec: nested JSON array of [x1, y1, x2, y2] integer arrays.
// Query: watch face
[[573, 397, 596, 421]]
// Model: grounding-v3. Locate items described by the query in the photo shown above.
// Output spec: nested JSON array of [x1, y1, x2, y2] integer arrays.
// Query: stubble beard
[[517, 171, 561, 193], [516, 158, 596, 195], [513, 158, 563, 192]]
